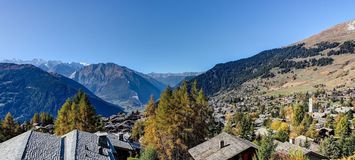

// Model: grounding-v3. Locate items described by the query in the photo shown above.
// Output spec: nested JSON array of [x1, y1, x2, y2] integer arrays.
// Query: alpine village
[[1, 4, 355, 160]]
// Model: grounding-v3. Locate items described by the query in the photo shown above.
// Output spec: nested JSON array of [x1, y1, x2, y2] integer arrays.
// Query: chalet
[[275, 141, 328, 160], [0, 130, 116, 160], [0, 129, 140, 160], [188, 132, 258, 160]]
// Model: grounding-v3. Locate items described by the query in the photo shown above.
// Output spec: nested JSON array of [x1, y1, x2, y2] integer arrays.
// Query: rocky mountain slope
[[147, 72, 201, 87], [0, 63, 124, 121], [190, 19, 355, 101], [72, 63, 165, 110]]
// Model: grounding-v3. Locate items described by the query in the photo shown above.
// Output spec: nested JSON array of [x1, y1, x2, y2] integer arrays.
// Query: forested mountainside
[[72, 63, 165, 110], [147, 72, 200, 87], [0, 63, 124, 121], [191, 20, 355, 98]]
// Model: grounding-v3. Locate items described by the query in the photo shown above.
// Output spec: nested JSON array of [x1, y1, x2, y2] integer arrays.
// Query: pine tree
[[320, 136, 341, 159], [339, 134, 355, 158], [235, 114, 254, 140], [256, 133, 276, 160], [305, 120, 318, 139], [325, 114, 334, 129], [292, 104, 305, 125]]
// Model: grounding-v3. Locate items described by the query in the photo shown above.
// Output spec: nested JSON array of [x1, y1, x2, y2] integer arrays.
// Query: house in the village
[[275, 140, 328, 160], [188, 132, 258, 160], [294, 135, 320, 153], [0, 129, 140, 160]]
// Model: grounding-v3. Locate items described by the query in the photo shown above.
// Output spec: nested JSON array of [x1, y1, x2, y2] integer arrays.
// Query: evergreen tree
[[339, 134, 355, 158], [305, 120, 318, 139], [301, 114, 313, 128], [256, 133, 276, 160], [292, 104, 305, 125], [223, 113, 233, 134], [320, 136, 341, 159], [325, 114, 334, 129], [140, 145, 158, 160], [273, 130, 289, 142], [235, 113, 254, 140]]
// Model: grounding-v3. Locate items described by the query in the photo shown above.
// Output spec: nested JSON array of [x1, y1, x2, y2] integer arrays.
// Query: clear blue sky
[[0, 0, 354, 73]]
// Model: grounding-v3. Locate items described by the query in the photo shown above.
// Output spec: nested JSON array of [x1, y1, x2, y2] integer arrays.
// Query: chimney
[[289, 138, 294, 144], [118, 133, 124, 141], [219, 140, 224, 149]]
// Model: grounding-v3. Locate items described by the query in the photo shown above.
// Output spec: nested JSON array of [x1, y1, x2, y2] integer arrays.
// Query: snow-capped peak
[[79, 62, 90, 66], [347, 20, 355, 31]]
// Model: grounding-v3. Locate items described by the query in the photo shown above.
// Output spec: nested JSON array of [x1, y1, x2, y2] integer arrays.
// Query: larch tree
[[78, 93, 98, 132], [31, 113, 40, 124], [54, 91, 100, 136], [142, 82, 214, 160], [2, 112, 20, 140], [335, 115, 351, 137], [54, 99, 72, 135]]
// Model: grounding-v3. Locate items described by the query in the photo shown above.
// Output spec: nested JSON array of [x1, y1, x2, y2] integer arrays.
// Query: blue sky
[[0, 0, 354, 73]]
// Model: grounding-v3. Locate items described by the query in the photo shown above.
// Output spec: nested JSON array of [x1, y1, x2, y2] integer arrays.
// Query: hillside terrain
[[191, 20, 355, 103], [0, 63, 124, 121], [72, 63, 165, 110]]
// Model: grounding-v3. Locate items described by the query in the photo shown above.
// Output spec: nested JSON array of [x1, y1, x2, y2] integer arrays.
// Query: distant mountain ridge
[[0, 63, 124, 121], [1, 59, 88, 77], [72, 63, 166, 111], [147, 72, 201, 87]]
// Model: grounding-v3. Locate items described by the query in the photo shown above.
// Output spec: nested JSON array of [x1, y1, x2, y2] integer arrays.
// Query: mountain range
[[1, 19, 354, 121], [72, 63, 165, 110], [0, 59, 88, 77], [0, 63, 124, 121], [147, 72, 201, 87]]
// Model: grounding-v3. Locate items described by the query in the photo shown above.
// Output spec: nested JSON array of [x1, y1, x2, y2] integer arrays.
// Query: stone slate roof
[[0, 130, 116, 160], [188, 132, 258, 160], [106, 134, 134, 151], [275, 141, 327, 159]]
